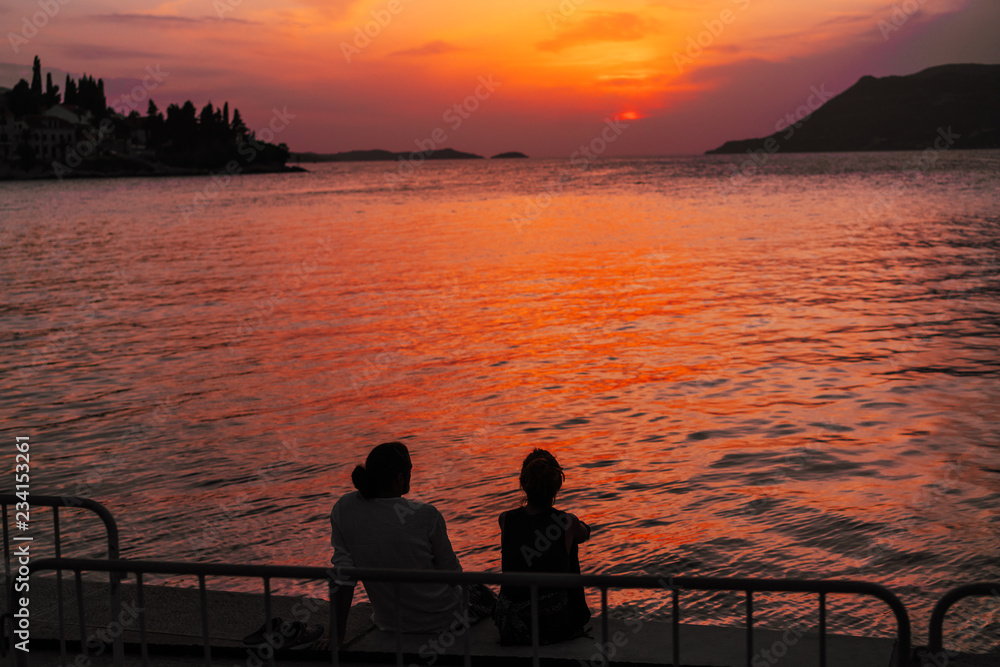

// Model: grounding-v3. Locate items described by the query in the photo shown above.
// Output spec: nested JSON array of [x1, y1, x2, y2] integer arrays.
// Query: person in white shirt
[[330, 442, 493, 641]]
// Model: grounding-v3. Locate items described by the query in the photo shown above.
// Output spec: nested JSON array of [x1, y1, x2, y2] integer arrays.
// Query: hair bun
[[351, 464, 371, 495]]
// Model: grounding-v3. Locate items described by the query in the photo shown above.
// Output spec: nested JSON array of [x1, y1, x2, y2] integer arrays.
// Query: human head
[[519, 448, 565, 509], [352, 442, 412, 499]]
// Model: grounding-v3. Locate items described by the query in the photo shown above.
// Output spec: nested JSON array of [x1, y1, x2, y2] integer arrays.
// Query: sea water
[[2, 152, 998, 650]]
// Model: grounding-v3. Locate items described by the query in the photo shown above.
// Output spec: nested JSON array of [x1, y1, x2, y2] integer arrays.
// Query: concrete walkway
[[7, 575, 903, 666]]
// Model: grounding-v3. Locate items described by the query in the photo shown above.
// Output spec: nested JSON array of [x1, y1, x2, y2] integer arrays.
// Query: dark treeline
[[3, 56, 289, 172]]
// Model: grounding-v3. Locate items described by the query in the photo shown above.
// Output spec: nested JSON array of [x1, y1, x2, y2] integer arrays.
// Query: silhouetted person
[[493, 448, 591, 644], [329, 442, 494, 642]]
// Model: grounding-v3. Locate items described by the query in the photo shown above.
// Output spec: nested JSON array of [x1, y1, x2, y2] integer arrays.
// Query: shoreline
[[0, 162, 306, 182]]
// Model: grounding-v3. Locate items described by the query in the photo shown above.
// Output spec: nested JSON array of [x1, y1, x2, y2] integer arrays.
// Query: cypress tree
[[64, 75, 77, 105], [30, 56, 42, 97], [45, 72, 60, 105], [231, 108, 247, 137]]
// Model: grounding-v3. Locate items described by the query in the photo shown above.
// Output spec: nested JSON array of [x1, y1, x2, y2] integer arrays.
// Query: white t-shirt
[[329, 491, 465, 632]]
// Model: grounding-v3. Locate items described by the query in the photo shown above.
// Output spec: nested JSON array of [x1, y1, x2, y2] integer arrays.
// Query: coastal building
[[25, 114, 76, 161], [117, 114, 151, 157], [44, 103, 92, 127], [0, 112, 28, 164]]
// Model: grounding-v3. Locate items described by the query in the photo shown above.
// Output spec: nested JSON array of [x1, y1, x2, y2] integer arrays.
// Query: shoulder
[[553, 509, 590, 541], [385, 496, 444, 522], [399, 496, 437, 513], [551, 507, 579, 528], [331, 490, 362, 511], [499, 507, 527, 528]]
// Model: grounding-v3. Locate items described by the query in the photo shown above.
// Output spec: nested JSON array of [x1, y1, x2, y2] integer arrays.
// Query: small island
[[706, 63, 1000, 154], [290, 147, 485, 162], [1, 56, 298, 180], [491, 151, 528, 159]]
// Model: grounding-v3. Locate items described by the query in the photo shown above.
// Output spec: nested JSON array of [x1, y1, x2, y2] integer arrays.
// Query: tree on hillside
[[6, 80, 38, 116], [231, 108, 247, 138], [30, 56, 42, 97], [199, 101, 216, 139], [64, 75, 77, 105], [74, 75, 108, 117], [146, 100, 165, 147], [44, 72, 60, 106]]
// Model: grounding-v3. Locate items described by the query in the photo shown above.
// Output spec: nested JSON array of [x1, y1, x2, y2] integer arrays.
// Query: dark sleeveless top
[[499, 507, 590, 626]]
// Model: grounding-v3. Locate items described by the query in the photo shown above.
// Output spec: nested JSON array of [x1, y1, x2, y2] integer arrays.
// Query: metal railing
[[1, 495, 122, 665], [24, 557, 912, 667], [928, 582, 1000, 654]]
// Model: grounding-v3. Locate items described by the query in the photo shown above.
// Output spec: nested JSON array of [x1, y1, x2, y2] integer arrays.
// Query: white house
[[0, 112, 26, 163], [25, 115, 76, 161]]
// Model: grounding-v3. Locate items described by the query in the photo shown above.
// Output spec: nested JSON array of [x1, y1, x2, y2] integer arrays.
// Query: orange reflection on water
[[8, 158, 997, 649]]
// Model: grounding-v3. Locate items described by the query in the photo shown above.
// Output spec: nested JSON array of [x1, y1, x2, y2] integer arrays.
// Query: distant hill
[[492, 151, 528, 159], [706, 64, 1000, 154], [290, 148, 484, 162]]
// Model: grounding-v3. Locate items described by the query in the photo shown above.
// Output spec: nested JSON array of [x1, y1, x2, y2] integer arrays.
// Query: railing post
[[530, 584, 539, 667], [198, 574, 210, 666], [394, 583, 403, 667], [327, 578, 339, 667], [818, 591, 826, 667], [671, 586, 680, 667], [137, 572, 149, 667], [18, 558, 919, 667], [928, 583, 1000, 655], [263, 577, 274, 667], [601, 586, 609, 650], [53, 507, 67, 664]]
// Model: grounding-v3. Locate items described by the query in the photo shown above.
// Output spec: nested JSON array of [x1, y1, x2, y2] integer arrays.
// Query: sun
[[618, 111, 643, 121]]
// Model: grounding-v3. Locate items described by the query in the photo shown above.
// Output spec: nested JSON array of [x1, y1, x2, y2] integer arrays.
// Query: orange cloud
[[536, 12, 658, 53]]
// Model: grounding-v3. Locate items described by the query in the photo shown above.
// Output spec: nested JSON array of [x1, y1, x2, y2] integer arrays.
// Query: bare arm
[[564, 513, 591, 553]]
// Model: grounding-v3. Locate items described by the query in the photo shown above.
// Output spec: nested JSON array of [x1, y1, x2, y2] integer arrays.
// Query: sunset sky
[[2, 0, 998, 155]]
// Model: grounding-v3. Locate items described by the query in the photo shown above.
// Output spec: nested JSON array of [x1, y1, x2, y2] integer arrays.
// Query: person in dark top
[[493, 448, 591, 644]]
